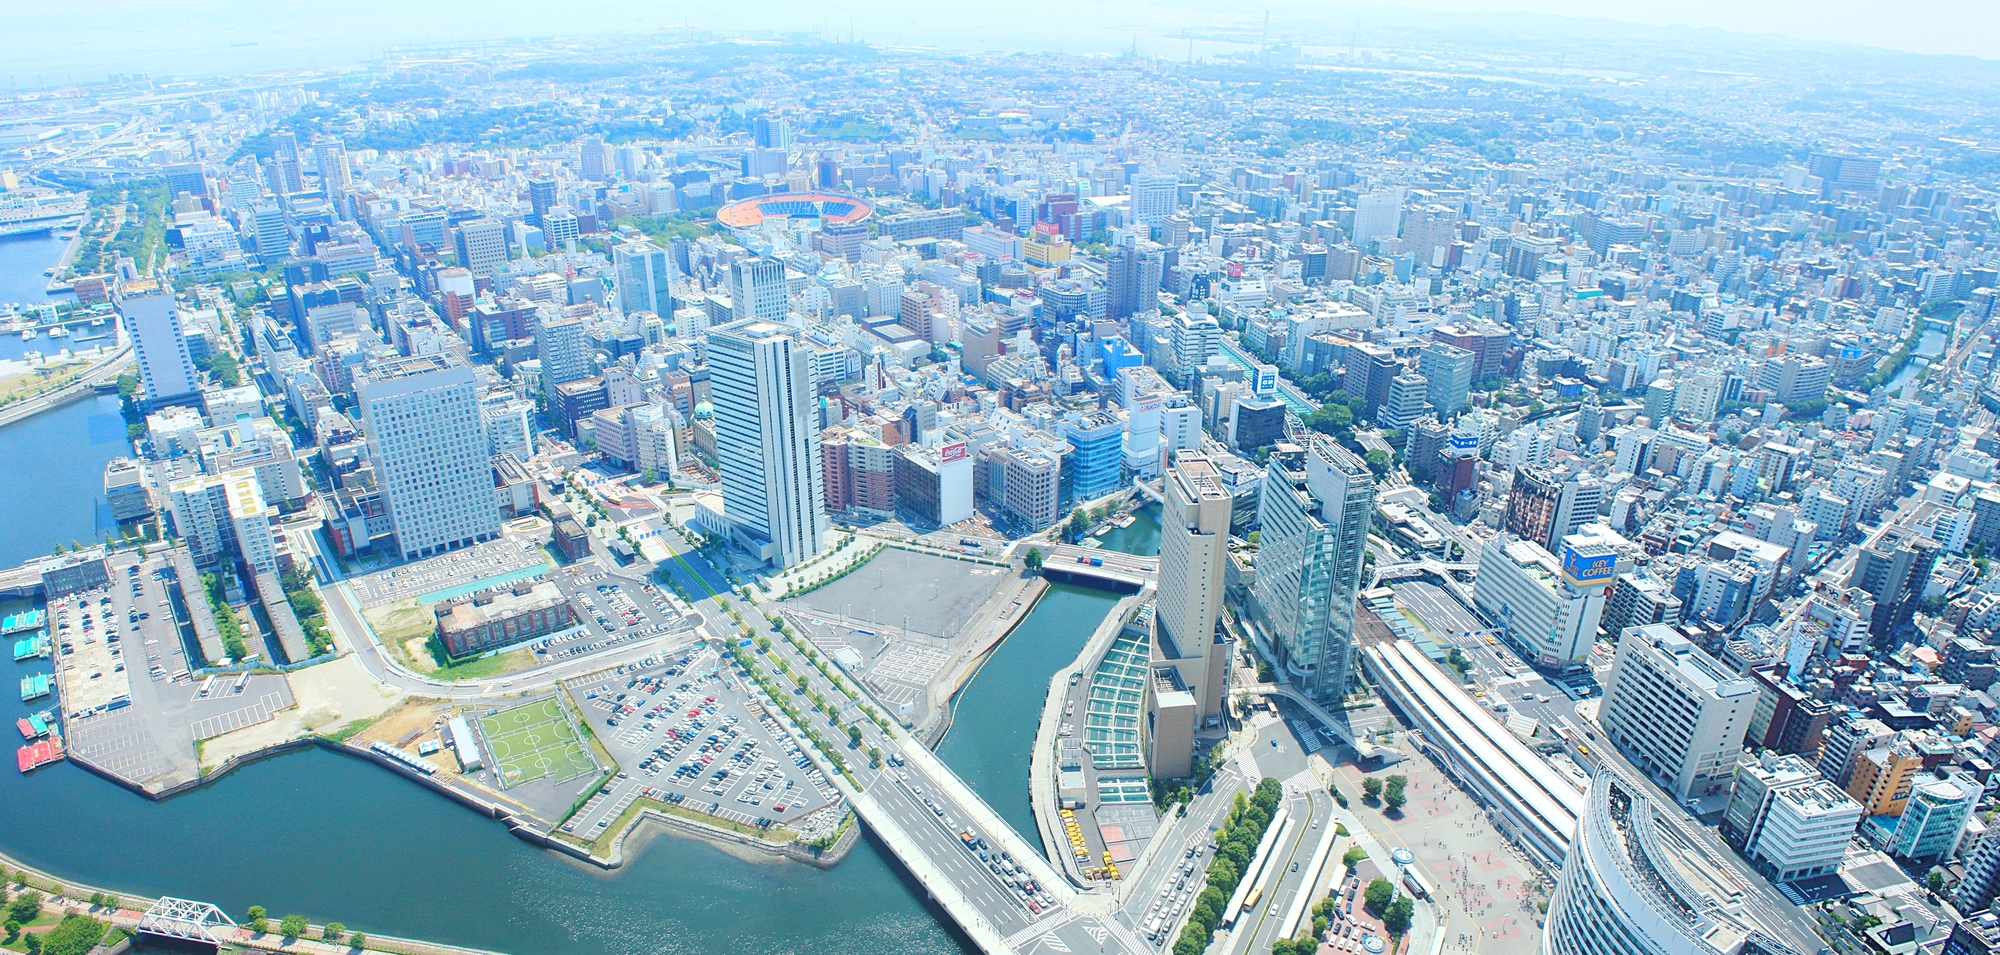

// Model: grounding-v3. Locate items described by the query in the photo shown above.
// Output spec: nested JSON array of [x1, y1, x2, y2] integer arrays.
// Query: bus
[[1243, 885, 1265, 912]]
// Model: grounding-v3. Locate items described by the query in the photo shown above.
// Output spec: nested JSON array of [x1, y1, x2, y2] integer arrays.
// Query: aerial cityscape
[[1, 5, 1999, 955]]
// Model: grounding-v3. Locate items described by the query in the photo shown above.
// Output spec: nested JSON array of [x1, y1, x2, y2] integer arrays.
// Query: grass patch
[[320, 717, 374, 744], [0, 911, 62, 954]]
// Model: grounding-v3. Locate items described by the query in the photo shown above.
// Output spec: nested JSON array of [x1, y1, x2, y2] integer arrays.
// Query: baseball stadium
[[715, 190, 874, 230]]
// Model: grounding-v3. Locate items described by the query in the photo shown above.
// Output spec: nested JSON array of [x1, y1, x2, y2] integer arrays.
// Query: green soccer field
[[479, 698, 595, 787]]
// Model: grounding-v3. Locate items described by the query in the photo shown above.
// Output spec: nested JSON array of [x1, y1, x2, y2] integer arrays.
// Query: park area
[[481, 698, 596, 789]]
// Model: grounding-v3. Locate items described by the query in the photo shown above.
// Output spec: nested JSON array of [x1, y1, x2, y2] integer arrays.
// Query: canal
[[1094, 504, 1162, 557], [0, 580, 1122, 954]]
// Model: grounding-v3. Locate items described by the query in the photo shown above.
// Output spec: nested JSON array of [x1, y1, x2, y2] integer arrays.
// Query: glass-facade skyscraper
[[1251, 433, 1373, 702]]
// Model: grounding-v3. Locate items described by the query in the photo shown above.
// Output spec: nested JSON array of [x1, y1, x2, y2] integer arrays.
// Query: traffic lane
[[1239, 795, 1322, 955], [873, 780, 1036, 932], [879, 764, 1047, 914]]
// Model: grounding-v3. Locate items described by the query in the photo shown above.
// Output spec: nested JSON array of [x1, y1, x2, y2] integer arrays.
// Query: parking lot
[[350, 537, 548, 609], [61, 550, 298, 792], [560, 650, 843, 842], [529, 561, 691, 663]]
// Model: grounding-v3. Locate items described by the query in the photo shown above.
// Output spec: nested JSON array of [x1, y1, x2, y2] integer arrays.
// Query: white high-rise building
[[536, 316, 590, 396], [1721, 754, 1861, 882], [709, 319, 826, 568], [1130, 174, 1178, 227], [357, 356, 500, 561], [1601, 624, 1757, 800], [454, 218, 509, 277], [1352, 188, 1405, 246], [1473, 534, 1616, 670], [1156, 455, 1232, 723], [730, 257, 790, 323], [115, 280, 202, 408]]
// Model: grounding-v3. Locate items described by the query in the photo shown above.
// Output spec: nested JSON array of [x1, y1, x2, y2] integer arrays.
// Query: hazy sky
[[3, 0, 1993, 83]]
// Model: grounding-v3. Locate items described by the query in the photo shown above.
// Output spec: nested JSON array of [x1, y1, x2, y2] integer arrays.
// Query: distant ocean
[[0, 0, 1264, 83]]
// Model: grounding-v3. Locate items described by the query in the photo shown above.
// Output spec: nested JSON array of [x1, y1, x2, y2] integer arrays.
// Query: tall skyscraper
[[535, 316, 590, 397], [312, 138, 350, 197], [729, 257, 790, 323], [115, 280, 201, 409], [1252, 434, 1374, 702], [249, 200, 290, 263], [454, 217, 509, 277], [527, 178, 559, 227], [1156, 455, 1232, 723], [356, 356, 500, 561], [615, 240, 675, 317], [578, 137, 610, 181], [709, 319, 827, 569], [753, 116, 791, 151]]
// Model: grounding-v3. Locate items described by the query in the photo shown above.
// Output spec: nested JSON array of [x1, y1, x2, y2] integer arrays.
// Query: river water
[[0, 229, 1122, 953]]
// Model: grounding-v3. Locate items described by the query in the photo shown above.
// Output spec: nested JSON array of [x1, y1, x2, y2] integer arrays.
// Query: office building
[[116, 280, 202, 409], [730, 256, 789, 323], [709, 319, 827, 569], [527, 178, 559, 226], [1130, 174, 1178, 227], [1721, 754, 1861, 881], [892, 442, 973, 529], [578, 137, 610, 181], [1503, 468, 1605, 554], [615, 240, 675, 317], [454, 217, 509, 277], [1600, 625, 1757, 801], [1064, 411, 1124, 502], [1418, 341, 1474, 418], [1544, 771, 1808, 955], [1378, 373, 1430, 434], [1602, 572, 1684, 639], [1156, 455, 1232, 723], [1473, 534, 1616, 671], [1252, 435, 1373, 702], [1849, 528, 1940, 640], [1882, 772, 1979, 863], [356, 356, 500, 561], [1352, 189, 1404, 247]]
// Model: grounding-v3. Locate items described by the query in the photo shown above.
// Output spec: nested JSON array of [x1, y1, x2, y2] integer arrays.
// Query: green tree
[[323, 922, 346, 942], [1384, 774, 1408, 813], [847, 725, 863, 747], [279, 915, 308, 940], [1361, 776, 1383, 802], [1384, 895, 1415, 936], [1929, 870, 1947, 895], [8, 890, 42, 924], [1256, 660, 1275, 683], [351, 932, 367, 949], [38, 915, 107, 955], [1363, 448, 1392, 475], [1364, 878, 1395, 916], [4, 920, 20, 941], [24, 931, 40, 954], [246, 906, 267, 935], [1023, 547, 1044, 570], [1343, 845, 1368, 867]]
